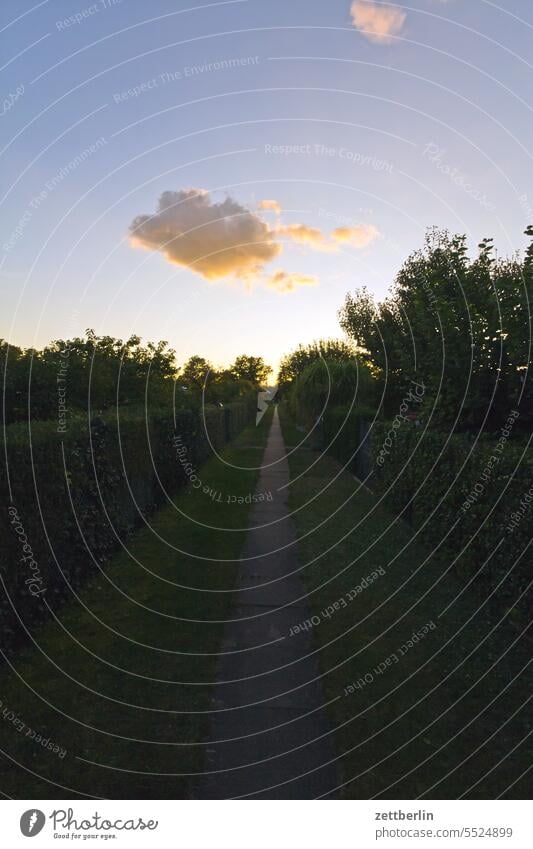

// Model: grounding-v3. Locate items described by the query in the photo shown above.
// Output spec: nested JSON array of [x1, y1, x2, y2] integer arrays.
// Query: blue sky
[[1, 0, 532, 372]]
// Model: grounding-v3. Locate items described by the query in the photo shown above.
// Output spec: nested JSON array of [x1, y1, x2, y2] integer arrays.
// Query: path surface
[[200, 408, 338, 798]]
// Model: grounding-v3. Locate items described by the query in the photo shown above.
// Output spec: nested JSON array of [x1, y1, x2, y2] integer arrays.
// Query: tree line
[[1, 330, 272, 424]]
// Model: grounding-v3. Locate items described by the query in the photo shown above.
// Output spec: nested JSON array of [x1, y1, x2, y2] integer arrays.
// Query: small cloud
[[266, 270, 318, 293], [259, 199, 282, 215], [277, 223, 336, 252], [332, 224, 380, 247], [280, 222, 379, 251], [130, 188, 281, 283], [350, 0, 406, 44]]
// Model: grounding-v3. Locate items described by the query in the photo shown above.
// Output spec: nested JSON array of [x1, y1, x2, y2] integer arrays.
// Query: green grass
[[279, 404, 531, 799], [0, 406, 273, 799]]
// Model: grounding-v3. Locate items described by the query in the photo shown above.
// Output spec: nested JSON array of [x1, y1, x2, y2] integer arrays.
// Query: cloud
[[266, 270, 318, 293], [129, 189, 379, 293], [280, 222, 380, 251], [332, 224, 380, 247], [130, 188, 281, 283], [350, 0, 406, 43], [277, 223, 336, 252], [259, 199, 282, 215]]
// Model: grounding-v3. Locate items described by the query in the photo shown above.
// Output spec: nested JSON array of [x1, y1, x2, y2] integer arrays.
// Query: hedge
[[0, 395, 256, 654], [370, 424, 532, 615], [308, 403, 531, 623]]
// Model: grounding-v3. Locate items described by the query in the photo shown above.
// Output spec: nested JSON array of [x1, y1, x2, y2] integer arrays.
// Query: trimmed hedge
[[302, 400, 531, 623], [371, 423, 532, 620], [0, 396, 256, 653]]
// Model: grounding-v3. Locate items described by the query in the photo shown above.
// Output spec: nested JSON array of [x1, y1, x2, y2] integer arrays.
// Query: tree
[[230, 355, 272, 387], [339, 227, 533, 430], [180, 356, 215, 392]]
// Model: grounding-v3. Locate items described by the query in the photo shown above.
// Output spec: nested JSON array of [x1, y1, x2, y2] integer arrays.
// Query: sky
[[1, 0, 532, 373]]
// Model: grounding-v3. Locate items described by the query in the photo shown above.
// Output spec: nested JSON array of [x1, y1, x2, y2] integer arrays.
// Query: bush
[[288, 357, 376, 425]]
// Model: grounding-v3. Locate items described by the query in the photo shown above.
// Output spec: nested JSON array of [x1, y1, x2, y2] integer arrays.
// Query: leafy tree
[[230, 355, 272, 387], [179, 356, 214, 392], [339, 228, 533, 430]]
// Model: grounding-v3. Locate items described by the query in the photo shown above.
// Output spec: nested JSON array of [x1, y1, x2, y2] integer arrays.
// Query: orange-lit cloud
[[277, 223, 336, 252], [332, 224, 380, 247], [130, 188, 281, 282], [259, 199, 282, 215], [130, 189, 378, 293], [266, 270, 318, 293], [350, 0, 406, 43], [280, 222, 380, 251]]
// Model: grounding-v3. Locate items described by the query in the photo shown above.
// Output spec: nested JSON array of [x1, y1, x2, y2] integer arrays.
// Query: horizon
[[2, 223, 531, 377]]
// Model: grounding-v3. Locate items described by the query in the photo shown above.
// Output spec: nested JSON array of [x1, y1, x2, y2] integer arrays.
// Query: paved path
[[199, 408, 338, 798]]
